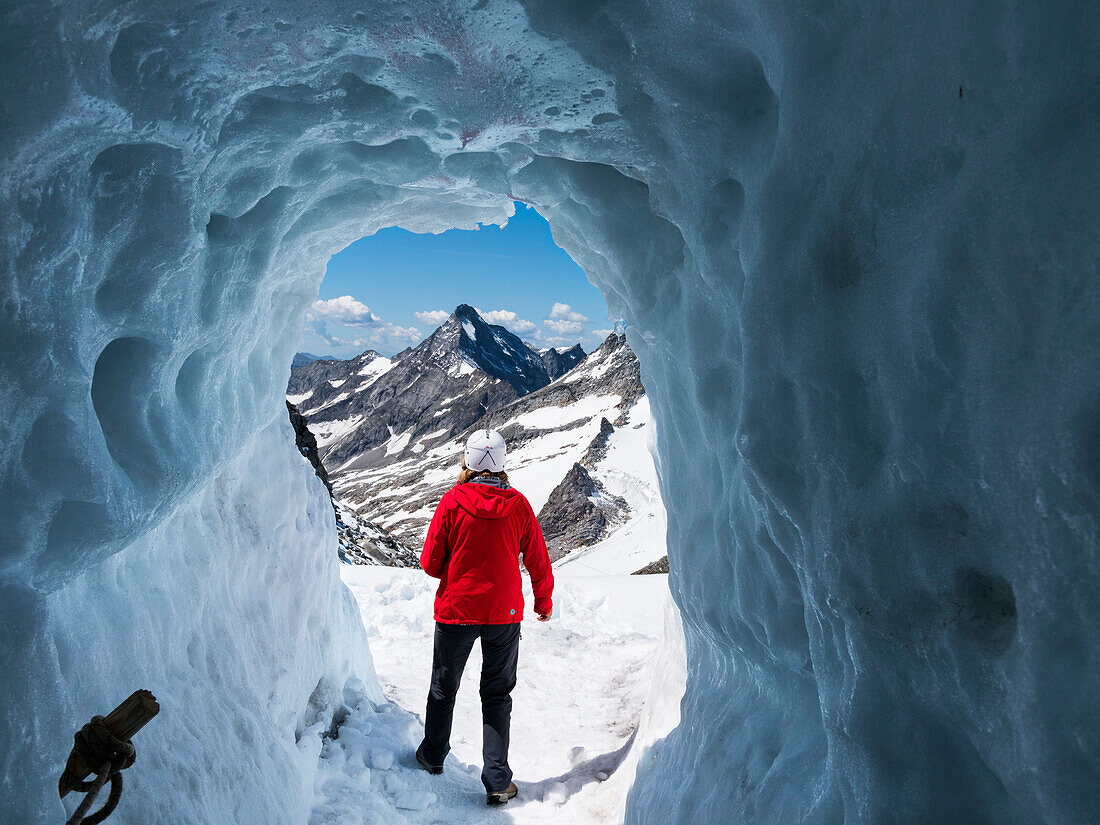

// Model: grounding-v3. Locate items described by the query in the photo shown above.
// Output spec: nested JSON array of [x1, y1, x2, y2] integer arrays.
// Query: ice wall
[[43, 419, 381, 824], [1, 1, 1096, 823]]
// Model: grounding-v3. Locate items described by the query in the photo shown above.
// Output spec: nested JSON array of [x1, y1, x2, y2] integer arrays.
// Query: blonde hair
[[457, 459, 509, 487]]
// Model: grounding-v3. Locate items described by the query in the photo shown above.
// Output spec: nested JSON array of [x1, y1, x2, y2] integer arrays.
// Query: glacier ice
[[1, 0, 1097, 823]]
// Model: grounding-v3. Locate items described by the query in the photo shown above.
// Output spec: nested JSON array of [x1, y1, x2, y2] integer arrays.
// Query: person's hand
[[537, 612, 551, 622]]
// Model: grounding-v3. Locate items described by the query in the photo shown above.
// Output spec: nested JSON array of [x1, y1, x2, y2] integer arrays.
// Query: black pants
[[420, 621, 521, 792]]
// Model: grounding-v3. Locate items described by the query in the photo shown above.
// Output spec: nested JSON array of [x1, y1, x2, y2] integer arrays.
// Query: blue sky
[[300, 203, 613, 358]]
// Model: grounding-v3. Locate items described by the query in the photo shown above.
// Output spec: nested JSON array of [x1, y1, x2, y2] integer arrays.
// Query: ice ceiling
[[1, 1, 1097, 824]]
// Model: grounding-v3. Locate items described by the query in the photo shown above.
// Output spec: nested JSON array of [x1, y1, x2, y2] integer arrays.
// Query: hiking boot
[[486, 781, 518, 805], [415, 743, 443, 775]]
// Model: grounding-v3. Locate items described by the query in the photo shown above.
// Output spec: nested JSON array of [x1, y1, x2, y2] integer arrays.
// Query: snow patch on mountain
[[384, 430, 413, 457], [508, 394, 622, 431], [358, 357, 394, 381]]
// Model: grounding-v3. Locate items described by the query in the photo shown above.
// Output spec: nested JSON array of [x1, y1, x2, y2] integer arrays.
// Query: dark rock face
[[633, 556, 669, 575], [581, 417, 616, 466], [538, 462, 628, 561], [541, 343, 586, 380], [286, 400, 416, 566], [286, 400, 331, 493], [450, 304, 552, 395]]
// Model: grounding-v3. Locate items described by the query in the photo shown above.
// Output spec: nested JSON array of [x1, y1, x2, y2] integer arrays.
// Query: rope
[[64, 717, 136, 825]]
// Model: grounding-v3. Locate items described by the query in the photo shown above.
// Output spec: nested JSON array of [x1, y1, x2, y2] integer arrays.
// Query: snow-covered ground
[[304, 566, 685, 824]]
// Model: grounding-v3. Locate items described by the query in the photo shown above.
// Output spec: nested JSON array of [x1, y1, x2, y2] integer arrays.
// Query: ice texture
[[1, 1, 1097, 824]]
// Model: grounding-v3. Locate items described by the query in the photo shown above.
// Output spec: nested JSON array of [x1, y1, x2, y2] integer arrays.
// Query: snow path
[[306, 567, 684, 824]]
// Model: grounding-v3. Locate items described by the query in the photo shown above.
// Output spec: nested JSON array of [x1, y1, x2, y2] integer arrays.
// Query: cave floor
[[313, 565, 678, 824]]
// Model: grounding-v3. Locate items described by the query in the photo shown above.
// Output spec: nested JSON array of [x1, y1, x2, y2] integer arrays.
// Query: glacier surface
[[1, 0, 1097, 823]]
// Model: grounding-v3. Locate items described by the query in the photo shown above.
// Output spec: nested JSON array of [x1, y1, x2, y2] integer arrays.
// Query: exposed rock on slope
[[581, 417, 616, 466], [287, 400, 331, 493], [540, 344, 586, 380], [538, 461, 628, 561], [633, 556, 669, 575], [334, 502, 419, 567]]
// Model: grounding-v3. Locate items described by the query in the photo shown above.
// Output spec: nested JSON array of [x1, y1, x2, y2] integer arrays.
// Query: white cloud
[[548, 302, 588, 323], [307, 295, 378, 327], [478, 308, 539, 336], [414, 310, 451, 325], [543, 318, 585, 335], [373, 323, 423, 344], [307, 319, 422, 350], [305, 295, 421, 353], [591, 328, 613, 338], [306, 320, 354, 347], [542, 303, 588, 336]]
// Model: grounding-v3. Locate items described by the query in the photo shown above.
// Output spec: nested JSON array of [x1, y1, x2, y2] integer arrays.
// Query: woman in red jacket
[[415, 428, 554, 805]]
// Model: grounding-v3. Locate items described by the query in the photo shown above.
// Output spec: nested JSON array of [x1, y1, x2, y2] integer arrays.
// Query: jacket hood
[[451, 481, 523, 519]]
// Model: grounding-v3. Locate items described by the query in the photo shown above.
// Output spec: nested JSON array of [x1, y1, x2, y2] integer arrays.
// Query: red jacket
[[420, 480, 554, 624]]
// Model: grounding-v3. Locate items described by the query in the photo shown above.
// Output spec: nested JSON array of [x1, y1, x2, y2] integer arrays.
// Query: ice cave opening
[[280, 204, 685, 824], [2, 2, 1097, 825], [282, 208, 681, 823]]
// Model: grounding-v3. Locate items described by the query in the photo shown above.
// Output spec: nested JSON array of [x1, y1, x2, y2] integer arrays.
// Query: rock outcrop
[[286, 400, 416, 566], [540, 344, 586, 380], [286, 400, 332, 493], [538, 462, 628, 561]]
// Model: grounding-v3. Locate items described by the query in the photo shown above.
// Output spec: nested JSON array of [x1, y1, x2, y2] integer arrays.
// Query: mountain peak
[[414, 304, 550, 395], [439, 304, 483, 347], [453, 303, 478, 318]]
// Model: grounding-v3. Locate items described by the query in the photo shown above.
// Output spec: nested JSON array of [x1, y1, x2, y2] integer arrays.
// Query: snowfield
[[305, 566, 685, 825]]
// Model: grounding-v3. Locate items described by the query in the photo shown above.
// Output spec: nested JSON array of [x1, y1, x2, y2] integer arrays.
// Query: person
[[415, 428, 554, 805]]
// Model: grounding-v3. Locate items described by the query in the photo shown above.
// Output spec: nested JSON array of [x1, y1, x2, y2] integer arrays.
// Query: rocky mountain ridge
[[290, 305, 572, 474], [539, 344, 586, 380], [287, 307, 666, 572]]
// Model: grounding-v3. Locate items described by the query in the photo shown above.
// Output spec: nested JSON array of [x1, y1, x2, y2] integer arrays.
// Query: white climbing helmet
[[464, 429, 506, 472]]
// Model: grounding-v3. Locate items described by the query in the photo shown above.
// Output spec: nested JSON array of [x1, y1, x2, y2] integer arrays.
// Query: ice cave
[[1, 0, 1097, 823]]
